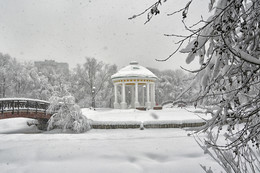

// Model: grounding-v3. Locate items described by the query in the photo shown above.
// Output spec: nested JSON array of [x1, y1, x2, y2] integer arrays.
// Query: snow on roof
[[111, 61, 158, 80]]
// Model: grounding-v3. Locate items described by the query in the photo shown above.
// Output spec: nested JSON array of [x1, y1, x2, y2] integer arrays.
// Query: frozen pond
[[0, 117, 222, 173]]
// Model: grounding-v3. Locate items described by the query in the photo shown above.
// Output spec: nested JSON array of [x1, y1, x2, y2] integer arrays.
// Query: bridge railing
[[0, 98, 50, 115]]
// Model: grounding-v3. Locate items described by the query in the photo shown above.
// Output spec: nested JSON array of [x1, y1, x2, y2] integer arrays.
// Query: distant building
[[34, 60, 69, 75]]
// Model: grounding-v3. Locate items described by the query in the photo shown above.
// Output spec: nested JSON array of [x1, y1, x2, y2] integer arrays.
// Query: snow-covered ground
[[0, 108, 222, 173], [83, 107, 210, 123]]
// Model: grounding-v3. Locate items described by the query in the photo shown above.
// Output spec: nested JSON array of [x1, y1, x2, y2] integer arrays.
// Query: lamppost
[[92, 86, 96, 109], [180, 87, 183, 108]]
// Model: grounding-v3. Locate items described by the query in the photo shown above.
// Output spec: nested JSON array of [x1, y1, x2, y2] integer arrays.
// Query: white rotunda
[[111, 61, 158, 109]]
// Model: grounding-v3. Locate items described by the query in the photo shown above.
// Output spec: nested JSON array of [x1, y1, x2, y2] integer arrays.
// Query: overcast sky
[[0, 0, 209, 70]]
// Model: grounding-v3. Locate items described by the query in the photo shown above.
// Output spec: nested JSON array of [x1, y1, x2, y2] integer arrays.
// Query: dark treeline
[[0, 53, 196, 107]]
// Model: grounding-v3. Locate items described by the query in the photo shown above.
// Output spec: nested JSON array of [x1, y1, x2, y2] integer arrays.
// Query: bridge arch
[[0, 98, 52, 120]]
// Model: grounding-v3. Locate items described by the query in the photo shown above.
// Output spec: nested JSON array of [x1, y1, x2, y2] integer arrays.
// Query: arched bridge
[[0, 98, 52, 120]]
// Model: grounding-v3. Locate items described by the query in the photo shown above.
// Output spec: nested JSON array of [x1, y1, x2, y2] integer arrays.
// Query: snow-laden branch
[[233, 47, 260, 65]]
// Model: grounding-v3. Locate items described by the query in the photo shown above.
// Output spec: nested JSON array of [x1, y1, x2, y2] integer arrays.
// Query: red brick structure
[[0, 98, 52, 120], [0, 111, 51, 120]]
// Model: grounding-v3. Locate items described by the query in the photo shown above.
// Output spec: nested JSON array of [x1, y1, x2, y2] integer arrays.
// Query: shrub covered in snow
[[47, 95, 91, 133]]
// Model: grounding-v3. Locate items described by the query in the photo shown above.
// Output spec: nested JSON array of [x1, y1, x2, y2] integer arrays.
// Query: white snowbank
[[0, 108, 223, 173], [0, 118, 41, 134], [0, 128, 222, 173], [82, 107, 210, 123]]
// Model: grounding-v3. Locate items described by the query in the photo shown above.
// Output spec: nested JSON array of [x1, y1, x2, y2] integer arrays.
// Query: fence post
[[35, 101, 38, 114], [44, 103, 47, 115], [17, 100, 19, 114], [12, 100, 14, 114], [1, 101, 3, 115], [27, 101, 29, 114]]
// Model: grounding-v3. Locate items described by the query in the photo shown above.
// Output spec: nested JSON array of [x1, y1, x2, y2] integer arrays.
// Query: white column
[[154, 83, 156, 106], [135, 82, 140, 108], [142, 85, 145, 106], [113, 84, 120, 109], [151, 83, 155, 108], [121, 82, 127, 109], [131, 86, 135, 108], [146, 82, 151, 109]]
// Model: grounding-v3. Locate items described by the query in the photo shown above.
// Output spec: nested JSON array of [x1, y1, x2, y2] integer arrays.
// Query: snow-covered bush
[[47, 95, 91, 133]]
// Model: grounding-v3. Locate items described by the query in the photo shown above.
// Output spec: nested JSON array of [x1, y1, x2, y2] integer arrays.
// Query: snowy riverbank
[[0, 128, 222, 173], [83, 107, 210, 122], [0, 108, 223, 173]]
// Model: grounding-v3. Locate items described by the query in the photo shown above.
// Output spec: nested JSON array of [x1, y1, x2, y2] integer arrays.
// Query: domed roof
[[111, 61, 157, 80]]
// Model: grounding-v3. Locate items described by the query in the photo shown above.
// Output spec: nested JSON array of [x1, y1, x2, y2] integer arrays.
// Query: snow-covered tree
[[0, 53, 14, 98], [47, 87, 91, 133], [11, 61, 35, 97], [0, 54, 62, 100], [72, 57, 117, 108], [131, 0, 260, 172], [149, 67, 195, 105], [29, 70, 54, 100]]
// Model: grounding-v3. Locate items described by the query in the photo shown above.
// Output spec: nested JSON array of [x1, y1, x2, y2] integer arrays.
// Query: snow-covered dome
[[111, 61, 157, 80]]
